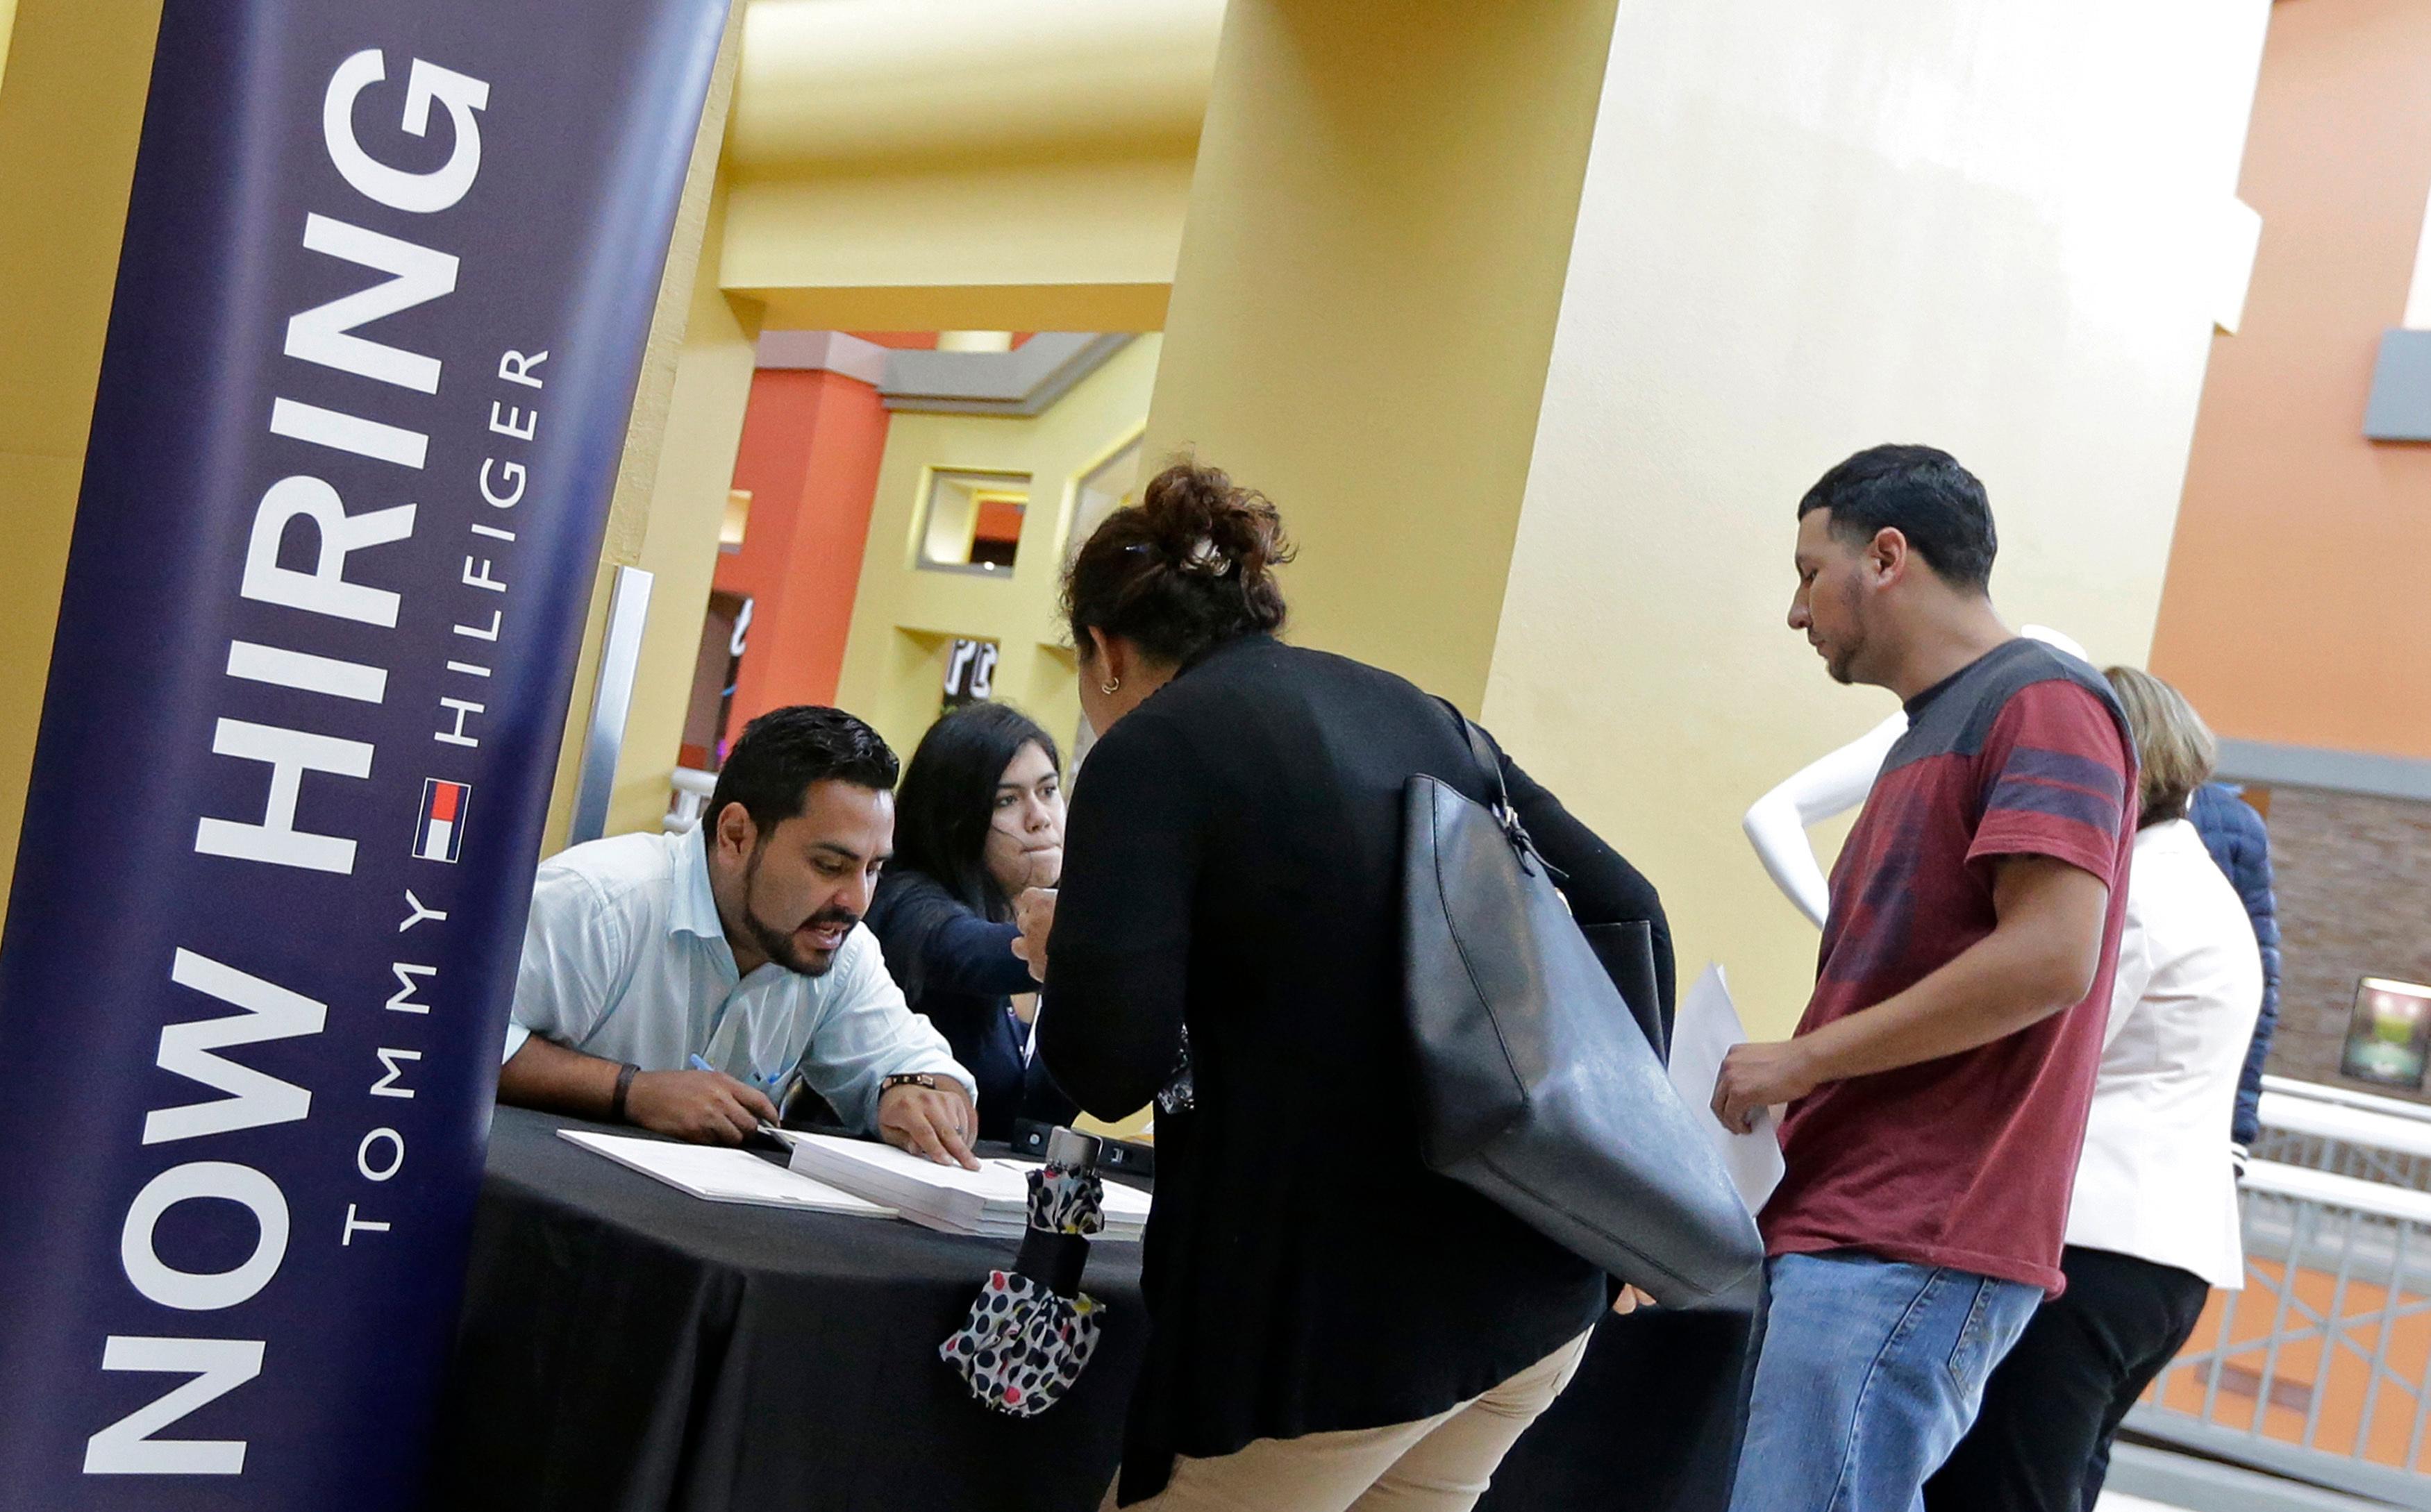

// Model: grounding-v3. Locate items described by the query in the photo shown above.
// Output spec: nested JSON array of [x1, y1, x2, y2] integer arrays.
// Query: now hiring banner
[[0, 1, 728, 1505]]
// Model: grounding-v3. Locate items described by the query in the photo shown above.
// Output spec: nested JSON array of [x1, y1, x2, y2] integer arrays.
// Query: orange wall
[[2151, 0, 2431, 760], [714, 367, 892, 725]]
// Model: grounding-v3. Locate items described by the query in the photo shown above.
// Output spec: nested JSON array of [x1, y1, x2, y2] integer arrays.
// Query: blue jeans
[[1728, 1251, 2042, 1512]]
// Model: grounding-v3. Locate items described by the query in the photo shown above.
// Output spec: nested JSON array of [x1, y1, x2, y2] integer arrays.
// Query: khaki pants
[[1101, 1330, 1592, 1512]]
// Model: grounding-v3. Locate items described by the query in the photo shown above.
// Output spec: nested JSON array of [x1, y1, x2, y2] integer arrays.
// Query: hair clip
[[1180, 537, 1234, 577]]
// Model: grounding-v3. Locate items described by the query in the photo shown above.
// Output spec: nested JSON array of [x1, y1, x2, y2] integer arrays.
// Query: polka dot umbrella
[[939, 1126, 1109, 1416]]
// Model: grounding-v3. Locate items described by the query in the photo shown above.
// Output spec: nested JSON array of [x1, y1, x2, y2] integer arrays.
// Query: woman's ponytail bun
[[1064, 460, 1295, 669]]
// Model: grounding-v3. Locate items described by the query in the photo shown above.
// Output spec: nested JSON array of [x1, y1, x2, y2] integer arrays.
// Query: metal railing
[[2264, 1075, 2431, 1125], [2130, 1084, 2431, 1506], [2256, 1087, 2431, 1193]]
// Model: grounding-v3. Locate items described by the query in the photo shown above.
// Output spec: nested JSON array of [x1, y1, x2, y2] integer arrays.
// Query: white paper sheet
[[1666, 964, 1787, 1215], [782, 1133, 1150, 1238], [558, 1129, 897, 1216]]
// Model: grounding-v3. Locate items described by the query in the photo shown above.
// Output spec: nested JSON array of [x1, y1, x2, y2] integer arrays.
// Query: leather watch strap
[[610, 1061, 640, 1123]]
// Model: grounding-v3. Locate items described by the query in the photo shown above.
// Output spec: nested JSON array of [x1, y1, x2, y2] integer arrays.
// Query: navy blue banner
[[0, 1, 727, 1504]]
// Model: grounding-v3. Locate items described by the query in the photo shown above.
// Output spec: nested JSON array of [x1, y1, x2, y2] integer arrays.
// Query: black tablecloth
[[428, 1107, 1759, 1512], [426, 1107, 1147, 1512]]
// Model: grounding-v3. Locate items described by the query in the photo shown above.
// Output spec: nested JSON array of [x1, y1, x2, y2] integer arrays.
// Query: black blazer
[[863, 868, 1077, 1142], [1041, 637, 1673, 1504]]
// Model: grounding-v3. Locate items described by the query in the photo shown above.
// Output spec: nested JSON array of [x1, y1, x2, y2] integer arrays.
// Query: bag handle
[[1430, 697, 1559, 880]]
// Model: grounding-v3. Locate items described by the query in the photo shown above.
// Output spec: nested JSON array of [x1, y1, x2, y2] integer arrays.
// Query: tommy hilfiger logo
[[414, 779, 470, 864]]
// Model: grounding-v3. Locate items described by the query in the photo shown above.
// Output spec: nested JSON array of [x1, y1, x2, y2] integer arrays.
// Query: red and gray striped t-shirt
[[1760, 637, 2138, 1296]]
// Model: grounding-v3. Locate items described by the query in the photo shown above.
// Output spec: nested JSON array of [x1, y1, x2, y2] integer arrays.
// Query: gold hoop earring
[[1100, 677, 1122, 696]]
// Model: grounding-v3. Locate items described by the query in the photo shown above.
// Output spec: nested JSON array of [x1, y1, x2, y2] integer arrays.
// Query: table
[[424, 1107, 1146, 1512], [427, 1106, 1760, 1511]]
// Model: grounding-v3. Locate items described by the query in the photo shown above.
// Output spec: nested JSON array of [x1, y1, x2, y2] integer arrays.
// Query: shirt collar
[[1900, 637, 2029, 719], [669, 823, 729, 943]]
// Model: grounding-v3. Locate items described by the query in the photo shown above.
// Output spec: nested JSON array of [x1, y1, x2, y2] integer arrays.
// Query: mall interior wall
[[2146, 0, 2431, 1100], [594, 169, 765, 842], [719, 0, 1219, 332], [0, 0, 2291, 1030], [1486, 0, 2273, 1033], [538, 9, 758, 848], [2151, 0, 2431, 766], [715, 365, 893, 725], [834, 334, 1161, 766], [1144, 0, 1623, 719], [1154, 0, 2273, 1034]]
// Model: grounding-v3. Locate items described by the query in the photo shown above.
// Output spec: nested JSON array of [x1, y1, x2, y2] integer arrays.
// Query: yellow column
[[540, 0, 762, 849], [1478, 0, 2269, 1029], [1148, 0, 2270, 1031], [1141, 0, 1624, 714], [0, 0, 165, 921]]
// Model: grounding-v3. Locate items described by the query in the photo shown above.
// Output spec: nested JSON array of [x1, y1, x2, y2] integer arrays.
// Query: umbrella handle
[[1012, 1230, 1092, 1297], [1045, 1125, 1101, 1172]]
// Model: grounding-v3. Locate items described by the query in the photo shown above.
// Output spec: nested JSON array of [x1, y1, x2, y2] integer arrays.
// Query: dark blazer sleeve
[[865, 871, 1038, 1001], [1039, 712, 1204, 1118], [2225, 802, 2281, 1150], [917, 912, 1039, 999], [2194, 784, 2282, 1150], [1498, 750, 1677, 1039]]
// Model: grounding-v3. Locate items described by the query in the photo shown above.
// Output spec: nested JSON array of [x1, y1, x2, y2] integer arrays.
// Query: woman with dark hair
[[1032, 461, 1674, 1511], [862, 701, 1079, 1142]]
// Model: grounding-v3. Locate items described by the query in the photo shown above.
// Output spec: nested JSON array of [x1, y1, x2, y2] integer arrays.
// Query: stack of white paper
[[559, 1129, 898, 1217], [783, 1133, 1151, 1241]]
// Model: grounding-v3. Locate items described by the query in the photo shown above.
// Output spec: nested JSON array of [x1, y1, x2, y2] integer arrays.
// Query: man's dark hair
[[1796, 444, 1996, 593], [705, 706, 899, 840]]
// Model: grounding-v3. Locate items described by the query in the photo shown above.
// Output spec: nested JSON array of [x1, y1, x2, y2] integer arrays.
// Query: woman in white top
[[1925, 666, 2264, 1512]]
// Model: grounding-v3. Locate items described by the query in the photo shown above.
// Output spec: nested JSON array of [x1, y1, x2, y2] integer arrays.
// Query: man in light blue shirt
[[496, 707, 980, 1166]]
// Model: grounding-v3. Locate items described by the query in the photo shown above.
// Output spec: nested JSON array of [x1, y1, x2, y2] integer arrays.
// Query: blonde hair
[[2102, 665, 2216, 825]]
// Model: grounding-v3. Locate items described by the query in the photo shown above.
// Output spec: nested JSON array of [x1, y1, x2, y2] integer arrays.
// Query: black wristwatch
[[880, 1073, 940, 1094], [610, 1061, 640, 1123]]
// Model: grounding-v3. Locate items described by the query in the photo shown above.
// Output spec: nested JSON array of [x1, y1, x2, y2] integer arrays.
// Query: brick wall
[[2259, 785, 2431, 1101]]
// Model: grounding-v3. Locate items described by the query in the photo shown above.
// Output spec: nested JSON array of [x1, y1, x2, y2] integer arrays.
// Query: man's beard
[[741, 848, 857, 977], [1825, 579, 1866, 685]]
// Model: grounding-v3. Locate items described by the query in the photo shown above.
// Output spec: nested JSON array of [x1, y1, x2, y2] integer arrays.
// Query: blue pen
[[695, 1051, 774, 1089], [694, 1053, 786, 1141]]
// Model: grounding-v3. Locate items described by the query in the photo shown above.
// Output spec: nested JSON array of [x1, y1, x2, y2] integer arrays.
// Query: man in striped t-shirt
[[1714, 445, 2137, 1512]]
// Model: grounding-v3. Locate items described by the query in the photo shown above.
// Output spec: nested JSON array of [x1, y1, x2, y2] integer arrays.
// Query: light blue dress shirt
[[502, 825, 974, 1132]]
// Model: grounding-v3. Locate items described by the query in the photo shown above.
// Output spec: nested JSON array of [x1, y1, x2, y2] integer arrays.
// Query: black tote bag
[[1401, 712, 1764, 1305]]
